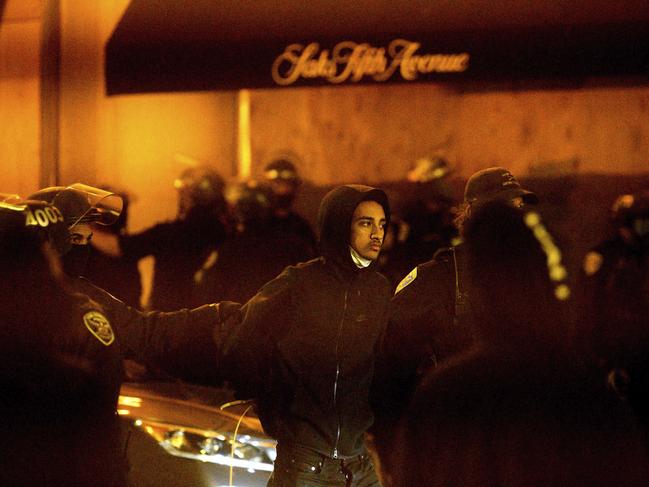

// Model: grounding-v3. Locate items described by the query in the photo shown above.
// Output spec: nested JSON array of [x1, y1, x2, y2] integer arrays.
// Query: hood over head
[[317, 184, 390, 269]]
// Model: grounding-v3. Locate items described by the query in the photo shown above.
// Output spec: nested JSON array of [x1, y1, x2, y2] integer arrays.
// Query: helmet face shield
[[612, 191, 649, 236], [0, 193, 22, 204], [29, 183, 123, 229], [61, 183, 123, 227], [27, 184, 123, 255], [225, 181, 273, 224]]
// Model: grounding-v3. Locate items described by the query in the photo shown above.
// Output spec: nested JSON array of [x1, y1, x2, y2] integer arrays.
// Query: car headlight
[[134, 422, 275, 472]]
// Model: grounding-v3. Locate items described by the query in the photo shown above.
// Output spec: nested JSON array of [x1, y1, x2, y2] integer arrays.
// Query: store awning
[[105, 0, 649, 95]]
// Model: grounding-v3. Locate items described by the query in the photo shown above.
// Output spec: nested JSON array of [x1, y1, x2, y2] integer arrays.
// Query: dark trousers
[[268, 443, 381, 487]]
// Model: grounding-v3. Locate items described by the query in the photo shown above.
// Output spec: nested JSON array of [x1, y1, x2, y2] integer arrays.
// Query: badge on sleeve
[[583, 251, 603, 276], [395, 267, 418, 294], [83, 311, 115, 346]]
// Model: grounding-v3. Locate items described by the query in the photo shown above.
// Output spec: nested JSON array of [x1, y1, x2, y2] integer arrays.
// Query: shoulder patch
[[583, 251, 603, 276], [83, 311, 115, 346], [395, 267, 418, 294]]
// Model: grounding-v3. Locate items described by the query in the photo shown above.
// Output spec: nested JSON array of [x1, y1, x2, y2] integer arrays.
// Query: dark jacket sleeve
[[120, 305, 221, 381], [119, 222, 173, 260], [76, 278, 230, 385], [388, 260, 454, 363], [372, 256, 455, 432], [221, 267, 295, 399]]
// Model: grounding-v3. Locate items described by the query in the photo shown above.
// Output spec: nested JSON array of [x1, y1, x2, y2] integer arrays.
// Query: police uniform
[[0, 199, 125, 486], [380, 166, 538, 385], [579, 191, 649, 370], [23, 184, 231, 382], [390, 200, 649, 487], [372, 244, 475, 437], [263, 158, 318, 255], [582, 238, 649, 356], [1, 294, 130, 487], [379, 173, 458, 288], [72, 276, 225, 386], [0, 195, 232, 486], [580, 235, 649, 427], [269, 211, 318, 256], [120, 210, 226, 310], [193, 180, 314, 306]]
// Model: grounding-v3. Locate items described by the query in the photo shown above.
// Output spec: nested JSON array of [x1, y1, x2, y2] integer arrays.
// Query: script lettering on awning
[[271, 39, 470, 86]]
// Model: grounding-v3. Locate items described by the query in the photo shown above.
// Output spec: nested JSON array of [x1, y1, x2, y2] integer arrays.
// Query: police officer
[[3, 188, 239, 486], [580, 190, 649, 427], [262, 157, 317, 256], [379, 156, 458, 288], [388, 200, 649, 487], [27, 183, 236, 385], [92, 166, 229, 310], [194, 180, 314, 305], [370, 167, 539, 478], [0, 196, 128, 487]]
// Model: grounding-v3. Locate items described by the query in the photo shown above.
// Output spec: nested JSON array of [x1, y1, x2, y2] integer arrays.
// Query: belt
[[275, 443, 369, 484]]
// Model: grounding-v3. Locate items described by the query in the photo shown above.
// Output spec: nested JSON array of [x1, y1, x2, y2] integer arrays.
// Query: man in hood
[[224, 184, 391, 487]]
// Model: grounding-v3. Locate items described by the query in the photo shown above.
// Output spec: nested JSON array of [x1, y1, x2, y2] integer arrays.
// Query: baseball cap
[[464, 167, 538, 205]]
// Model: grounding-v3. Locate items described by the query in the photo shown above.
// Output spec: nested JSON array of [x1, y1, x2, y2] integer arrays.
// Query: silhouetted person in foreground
[[387, 201, 649, 487], [370, 167, 539, 478], [0, 197, 127, 487]]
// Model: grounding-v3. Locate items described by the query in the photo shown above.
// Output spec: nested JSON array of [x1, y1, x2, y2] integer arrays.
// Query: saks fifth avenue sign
[[271, 39, 470, 86]]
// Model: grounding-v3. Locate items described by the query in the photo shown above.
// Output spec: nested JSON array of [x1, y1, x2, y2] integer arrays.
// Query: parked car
[[118, 381, 275, 487]]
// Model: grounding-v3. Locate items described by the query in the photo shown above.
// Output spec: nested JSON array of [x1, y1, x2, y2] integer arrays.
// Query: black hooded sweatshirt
[[225, 184, 391, 458]]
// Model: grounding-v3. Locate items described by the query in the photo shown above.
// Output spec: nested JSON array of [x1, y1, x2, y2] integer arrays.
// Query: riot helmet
[[28, 184, 122, 256], [0, 193, 22, 204], [92, 186, 130, 235], [263, 158, 301, 211], [407, 156, 452, 183], [174, 166, 226, 218], [612, 191, 649, 240], [0, 197, 67, 275], [224, 180, 273, 229]]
